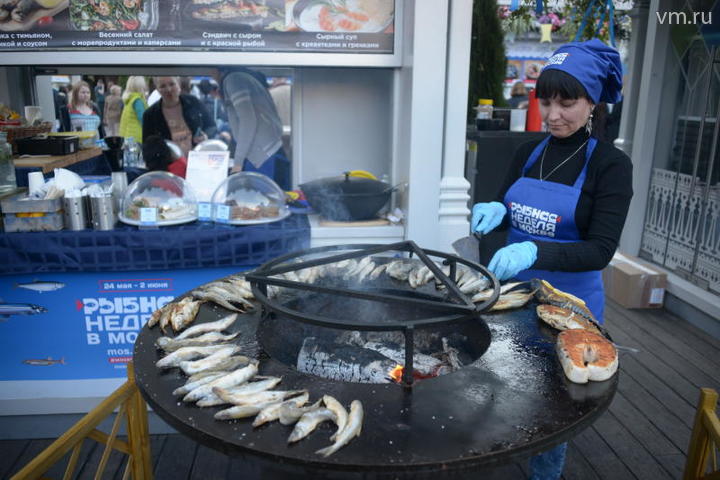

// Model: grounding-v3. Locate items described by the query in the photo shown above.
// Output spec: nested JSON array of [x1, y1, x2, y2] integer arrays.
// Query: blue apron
[[504, 136, 605, 323]]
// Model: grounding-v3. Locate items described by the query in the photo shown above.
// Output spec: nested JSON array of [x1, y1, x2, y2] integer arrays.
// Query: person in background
[[103, 84, 124, 137], [142, 134, 187, 178], [198, 78, 228, 136], [119, 76, 148, 143], [508, 81, 529, 109], [65, 80, 104, 137], [142, 76, 216, 157], [471, 39, 632, 480], [221, 68, 290, 190], [94, 79, 106, 122]]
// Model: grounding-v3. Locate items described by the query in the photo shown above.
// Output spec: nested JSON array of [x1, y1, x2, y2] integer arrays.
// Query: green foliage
[[468, 0, 507, 123]]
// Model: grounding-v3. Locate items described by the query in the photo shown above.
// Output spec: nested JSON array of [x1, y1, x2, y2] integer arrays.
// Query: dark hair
[[142, 135, 173, 171], [536, 69, 591, 102]]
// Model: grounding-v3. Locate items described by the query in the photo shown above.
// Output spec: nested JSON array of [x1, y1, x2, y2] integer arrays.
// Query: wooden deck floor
[[2, 300, 719, 479]]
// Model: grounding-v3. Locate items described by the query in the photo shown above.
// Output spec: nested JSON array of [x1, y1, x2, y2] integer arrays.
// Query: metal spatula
[[451, 231, 482, 263]]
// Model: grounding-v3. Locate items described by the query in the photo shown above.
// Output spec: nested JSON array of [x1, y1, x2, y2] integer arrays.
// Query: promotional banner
[[0, 0, 395, 53], [0, 267, 248, 381]]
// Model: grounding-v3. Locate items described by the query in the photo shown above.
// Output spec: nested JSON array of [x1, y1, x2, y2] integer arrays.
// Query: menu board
[[0, 0, 395, 54]]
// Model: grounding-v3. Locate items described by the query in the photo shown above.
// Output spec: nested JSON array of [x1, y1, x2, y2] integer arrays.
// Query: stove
[[133, 242, 617, 479]]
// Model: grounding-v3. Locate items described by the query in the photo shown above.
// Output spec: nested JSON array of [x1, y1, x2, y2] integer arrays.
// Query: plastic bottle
[[0, 132, 17, 193], [123, 137, 139, 168], [476, 99, 494, 121]]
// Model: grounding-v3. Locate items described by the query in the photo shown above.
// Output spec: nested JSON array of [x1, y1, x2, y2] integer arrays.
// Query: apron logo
[[546, 52, 569, 66], [509, 202, 561, 238]]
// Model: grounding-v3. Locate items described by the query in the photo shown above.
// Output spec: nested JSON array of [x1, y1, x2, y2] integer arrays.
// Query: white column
[[620, 0, 668, 255], [402, 0, 449, 250], [438, 0, 474, 253]]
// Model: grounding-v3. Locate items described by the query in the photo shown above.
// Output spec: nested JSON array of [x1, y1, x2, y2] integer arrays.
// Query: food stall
[[0, 0, 477, 433]]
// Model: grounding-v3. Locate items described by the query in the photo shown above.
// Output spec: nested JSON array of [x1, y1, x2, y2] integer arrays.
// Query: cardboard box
[[603, 252, 667, 309]]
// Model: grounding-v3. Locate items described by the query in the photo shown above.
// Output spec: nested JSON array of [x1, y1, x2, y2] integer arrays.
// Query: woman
[[119, 76, 148, 143], [103, 84, 124, 137], [142, 76, 216, 157], [508, 81, 529, 109], [471, 39, 632, 480], [66, 81, 103, 136]]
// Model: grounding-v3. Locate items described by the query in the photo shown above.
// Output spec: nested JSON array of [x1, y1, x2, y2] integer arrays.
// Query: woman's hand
[[471, 201, 507, 234], [488, 241, 537, 280]]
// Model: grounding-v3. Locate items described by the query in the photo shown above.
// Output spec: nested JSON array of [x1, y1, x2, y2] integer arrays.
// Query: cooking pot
[[300, 173, 396, 221]]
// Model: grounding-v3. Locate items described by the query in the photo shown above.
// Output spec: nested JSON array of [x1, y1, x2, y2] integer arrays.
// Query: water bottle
[[123, 137, 138, 168], [475, 99, 494, 120], [0, 132, 17, 193]]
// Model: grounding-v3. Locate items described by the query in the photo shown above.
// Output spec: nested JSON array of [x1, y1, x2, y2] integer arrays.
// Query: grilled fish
[[183, 361, 258, 402], [489, 291, 535, 311], [178, 346, 242, 375], [156, 331, 239, 352], [155, 344, 234, 369], [279, 399, 323, 425], [536, 304, 602, 335], [252, 392, 310, 427], [288, 408, 337, 443], [175, 313, 238, 340], [323, 395, 348, 441], [196, 378, 285, 407], [316, 400, 364, 457]]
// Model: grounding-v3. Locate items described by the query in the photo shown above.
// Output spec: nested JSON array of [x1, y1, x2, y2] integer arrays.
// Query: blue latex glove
[[471, 201, 507, 234], [488, 241, 538, 280]]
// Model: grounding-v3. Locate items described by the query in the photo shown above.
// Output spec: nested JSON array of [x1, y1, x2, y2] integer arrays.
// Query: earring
[[586, 113, 594, 135]]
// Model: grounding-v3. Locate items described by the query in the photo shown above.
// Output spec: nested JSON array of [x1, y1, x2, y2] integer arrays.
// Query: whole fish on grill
[[192, 284, 252, 312], [288, 408, 337, 443], [323, 395, 348, 441], [156, 344, 235, 369], [536, 304, 602, 335], [212, 388, 306, 407], [279, 399, 323, 425], [156, 331, 240, 352], [316, 400, 364, 457], [193, 377, 282, 406], [170, 298, 203, 332], [385, 260, 416, 281], [172, 372, 227, 396], [181, 355, 249, 376], [532, 278, 598, 324], [175, 313, 238, 340], [252, 392, 310, 427], [178, 346, 242, 375], [489, 291, 536, 311], [215, 402, 276, 421], [183, 361, 258, 402], [471, 281, 527, 303], [367, 262, 389, 280]]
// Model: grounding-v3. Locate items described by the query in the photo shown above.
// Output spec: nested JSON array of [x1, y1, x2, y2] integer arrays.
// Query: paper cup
[[510, 109, 527, 132], [24, 106, 42, 125], [27, 171, 45, 196]]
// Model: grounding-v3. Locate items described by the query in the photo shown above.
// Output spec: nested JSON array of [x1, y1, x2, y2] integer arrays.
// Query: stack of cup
[[90, 194, 116, 230], [27, 171, 45, 197]]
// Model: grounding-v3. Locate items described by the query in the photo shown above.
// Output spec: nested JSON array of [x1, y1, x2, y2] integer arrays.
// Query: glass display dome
[[119, 171, 198, 226], [211, 172, 289, 225]]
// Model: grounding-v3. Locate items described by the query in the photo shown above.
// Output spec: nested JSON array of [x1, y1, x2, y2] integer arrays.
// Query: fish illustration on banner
[[23, 357, 65, 366], [15, 280, 66, 293], [0, 301, 48, 318]]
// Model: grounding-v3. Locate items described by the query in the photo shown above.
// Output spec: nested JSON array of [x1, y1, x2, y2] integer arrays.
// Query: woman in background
[[66, 80, 103, 137], [103, 84, 124, 137], [142, 76, 215, 157], [508, 81, 529, 109], [119, 76, 148, 143]]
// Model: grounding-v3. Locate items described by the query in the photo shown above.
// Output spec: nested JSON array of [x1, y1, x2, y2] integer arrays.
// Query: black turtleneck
[[494, 127, 633, 272]]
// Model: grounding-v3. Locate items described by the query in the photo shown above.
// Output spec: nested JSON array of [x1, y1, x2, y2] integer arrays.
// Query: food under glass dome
[[211, 172, 289, 225], [119, 171, 198, 226]]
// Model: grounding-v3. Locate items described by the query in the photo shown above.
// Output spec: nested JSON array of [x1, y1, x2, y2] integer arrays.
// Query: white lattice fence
[[641, 168, 720, 293]]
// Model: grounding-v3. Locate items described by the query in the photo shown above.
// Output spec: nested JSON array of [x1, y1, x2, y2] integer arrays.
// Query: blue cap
[[542, 38, 623, 104]]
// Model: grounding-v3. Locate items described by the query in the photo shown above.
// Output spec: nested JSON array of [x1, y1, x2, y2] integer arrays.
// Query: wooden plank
[[617, 366, 693, 451], [0, 439, 30, 479], [189, 445, 230, 479], [613, 304, 720, 381], [609, 391, 682, 456], [149, 435, 167, 473], [638, 307, 720, 372], [569, 426, 635, 480], [562, 441, 601, 480], [8, 439, 54, 478], [152, 434, 197, 480], [605, 306, 715, 407], [13, 147, 103, 174], [78, 435, 128, 480], [592, 409, 675, 479]]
